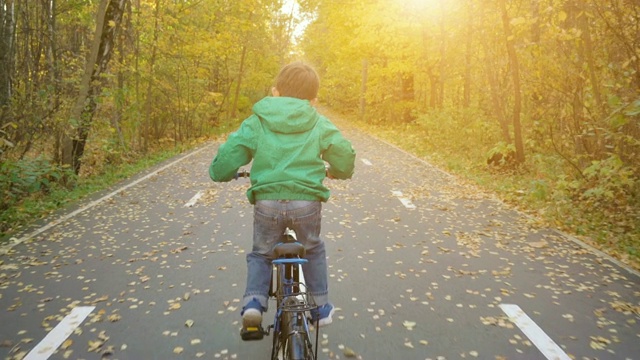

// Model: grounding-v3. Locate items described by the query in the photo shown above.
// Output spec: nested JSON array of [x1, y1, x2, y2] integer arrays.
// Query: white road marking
[[500, 304, 571, 360], [184, 190, 204, 207], [25, 306, 95, 360], [361, 158, 372, 166], [391, 190, 416, 209]]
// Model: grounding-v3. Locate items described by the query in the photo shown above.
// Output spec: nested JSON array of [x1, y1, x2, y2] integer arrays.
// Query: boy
[[209, 62, 355, 335]]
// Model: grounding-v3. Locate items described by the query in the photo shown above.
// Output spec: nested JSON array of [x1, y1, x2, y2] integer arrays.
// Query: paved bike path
[[0, 121, 639, 359]]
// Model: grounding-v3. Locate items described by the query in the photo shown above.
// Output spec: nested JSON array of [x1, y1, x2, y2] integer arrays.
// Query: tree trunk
[[462, 2, 473, 109], [479, 1, 509, 144], [142, 0, 161, 152], [437, 7, 446, 109], [359, 58, 367, 121], [0, 0, 15, 109], [484, 53, 510, 144], [499, 0, 525, 164], [61, 0, 127, 176], [231, 44, 247, 119], [578, 5, 603, 115]]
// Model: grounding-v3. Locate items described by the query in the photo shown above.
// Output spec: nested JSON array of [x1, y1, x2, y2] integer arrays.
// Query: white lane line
[[361, 158, 372, 166], [0, 145, 212, 255], [184, 190, 204, 207], [391, 190, 416, 209], [500, 304, 570, 360], [25, 306, 95, 360]]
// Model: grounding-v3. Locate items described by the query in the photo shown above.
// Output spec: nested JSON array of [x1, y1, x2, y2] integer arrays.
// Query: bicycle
[[236, 170, 320, 360]]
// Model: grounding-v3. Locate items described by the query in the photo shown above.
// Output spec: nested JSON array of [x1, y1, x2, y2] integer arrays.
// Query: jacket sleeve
[[321, 120, 356, 179], [209, 118, 256, 182]]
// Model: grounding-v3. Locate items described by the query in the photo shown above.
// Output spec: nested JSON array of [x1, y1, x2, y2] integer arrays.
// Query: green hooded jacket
[[209, 96, 355, 204]]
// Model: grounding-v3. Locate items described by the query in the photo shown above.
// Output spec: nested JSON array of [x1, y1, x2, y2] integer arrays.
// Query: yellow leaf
[[558, 11, 567, 22], [61, 339, 73, 350], [402, 321, 416, 330]]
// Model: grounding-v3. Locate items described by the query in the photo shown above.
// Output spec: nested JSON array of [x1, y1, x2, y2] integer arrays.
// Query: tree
[[0, 0, 15, 109], [499, 0, 524, 164], [62, 0, 128, 175]]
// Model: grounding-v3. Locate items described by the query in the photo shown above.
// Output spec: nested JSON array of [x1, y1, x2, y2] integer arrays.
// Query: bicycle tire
[[286, 309, 315, 360], [286, 332, 310, 360], [272, 309, 290, 360]]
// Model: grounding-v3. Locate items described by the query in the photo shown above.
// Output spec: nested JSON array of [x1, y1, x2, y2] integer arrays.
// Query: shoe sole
[[317, 307, 335, 327], [242, 309, 262, 328]]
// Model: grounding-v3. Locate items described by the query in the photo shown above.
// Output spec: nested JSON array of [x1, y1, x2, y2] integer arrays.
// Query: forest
[[0, 0, 638, 264]]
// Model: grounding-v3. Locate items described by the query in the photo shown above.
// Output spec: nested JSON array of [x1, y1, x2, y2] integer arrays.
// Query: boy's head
[[273, 62, 319, 101]]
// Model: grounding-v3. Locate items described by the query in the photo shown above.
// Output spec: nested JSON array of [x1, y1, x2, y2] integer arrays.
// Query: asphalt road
[[1, 123, 639, 360]]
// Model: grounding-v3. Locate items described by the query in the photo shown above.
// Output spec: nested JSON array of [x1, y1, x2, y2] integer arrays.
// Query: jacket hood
[[253, 97, 318, 134]]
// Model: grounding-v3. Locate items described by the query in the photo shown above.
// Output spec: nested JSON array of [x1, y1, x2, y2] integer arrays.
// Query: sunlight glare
[[401, 0, 442, 12]]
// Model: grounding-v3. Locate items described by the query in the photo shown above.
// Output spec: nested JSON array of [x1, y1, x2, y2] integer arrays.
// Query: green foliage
[[487, 142, 516, 161], [415, 106, 499, 157], [0, 157, 65, 204], [0, 157, 68, 234], [580, 156, 635, 205]]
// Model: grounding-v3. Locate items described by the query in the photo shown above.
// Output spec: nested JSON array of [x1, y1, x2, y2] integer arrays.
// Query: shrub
[[0, 157, 66, 213]]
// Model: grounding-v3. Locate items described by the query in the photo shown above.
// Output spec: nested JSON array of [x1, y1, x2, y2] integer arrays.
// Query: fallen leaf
[[171, 246, 188, 254], [403, 321, 416, 330], [88, 340, 103, 352], [343, 347, 356, 357], [61, 339, 73, 350], [529, 241, 548, 249]]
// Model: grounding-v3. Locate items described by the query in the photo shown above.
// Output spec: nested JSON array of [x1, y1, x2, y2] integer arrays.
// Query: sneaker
[[241, 298, 265, 328], [312, 303, 335, 327]]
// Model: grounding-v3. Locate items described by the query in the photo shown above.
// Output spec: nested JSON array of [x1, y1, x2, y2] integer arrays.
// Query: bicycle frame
[[269, 240, 319, 360]]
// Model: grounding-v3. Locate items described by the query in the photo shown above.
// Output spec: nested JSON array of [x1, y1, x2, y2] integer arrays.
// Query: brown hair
[[274, 62, 319, 100]]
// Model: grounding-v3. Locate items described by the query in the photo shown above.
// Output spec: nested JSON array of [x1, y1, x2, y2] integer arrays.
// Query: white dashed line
[[25, 306, 95, 360], [184, 190, 204, 207], [361, 158, 372, 166], [500, 304, 570, 360], [391, 190, 416, 209]]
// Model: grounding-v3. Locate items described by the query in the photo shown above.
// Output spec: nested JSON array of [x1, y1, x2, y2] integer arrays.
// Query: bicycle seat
[[273, 242, 306, 258]]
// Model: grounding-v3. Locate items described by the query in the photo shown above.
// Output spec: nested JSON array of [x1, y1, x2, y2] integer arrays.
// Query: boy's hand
[[325, 168, 335, 179]]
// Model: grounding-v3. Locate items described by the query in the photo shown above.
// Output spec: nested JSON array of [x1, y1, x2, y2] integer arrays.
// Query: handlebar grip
[[235, 170, 250, 179]]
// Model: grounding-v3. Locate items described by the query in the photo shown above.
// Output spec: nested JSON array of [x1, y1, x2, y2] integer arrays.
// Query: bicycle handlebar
[[235, 170, 250, 179], [235, 167, 332, 180]]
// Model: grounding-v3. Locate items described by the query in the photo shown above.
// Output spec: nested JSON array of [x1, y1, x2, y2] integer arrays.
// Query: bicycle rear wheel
[[285, 332, 310, 360], [284, 310, 314, 360]]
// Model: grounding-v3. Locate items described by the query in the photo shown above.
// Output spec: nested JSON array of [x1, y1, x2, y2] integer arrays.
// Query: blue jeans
[[243, 200, 328, 311]]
